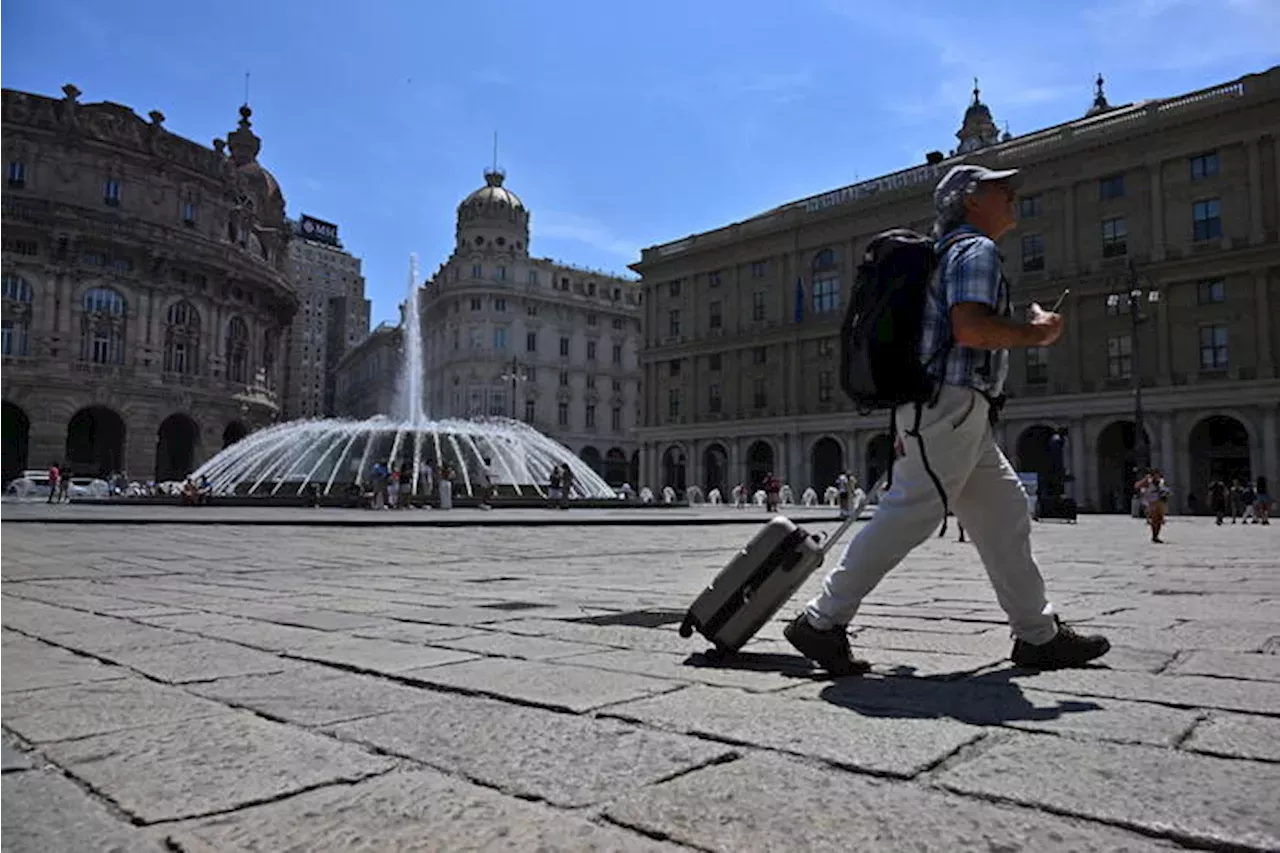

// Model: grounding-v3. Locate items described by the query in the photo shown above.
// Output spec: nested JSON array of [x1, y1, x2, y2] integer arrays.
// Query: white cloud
[[534, 211, 640, 263]]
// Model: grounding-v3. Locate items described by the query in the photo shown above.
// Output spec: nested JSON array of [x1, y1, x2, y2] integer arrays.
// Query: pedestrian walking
[[785, 164, 1110, 675]]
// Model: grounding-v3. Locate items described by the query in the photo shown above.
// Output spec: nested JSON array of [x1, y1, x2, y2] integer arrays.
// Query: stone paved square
[[2, 511, 1278, 851]]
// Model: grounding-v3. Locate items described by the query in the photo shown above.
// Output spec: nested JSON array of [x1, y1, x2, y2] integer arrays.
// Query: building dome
[[956, 79, 1001, 155], [459, 169, 524, 213]]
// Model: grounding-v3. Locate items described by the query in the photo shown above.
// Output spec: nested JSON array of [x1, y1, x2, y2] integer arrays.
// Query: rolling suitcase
[[678, 494, 865, 660]]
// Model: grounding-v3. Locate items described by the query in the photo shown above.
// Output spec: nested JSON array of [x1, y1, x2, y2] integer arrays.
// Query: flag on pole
[[794, 277, 805, 323]]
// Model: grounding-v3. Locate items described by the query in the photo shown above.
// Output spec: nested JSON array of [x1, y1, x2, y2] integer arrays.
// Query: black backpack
[[839, 229, 944, 413], [838, 228, 960, 536]]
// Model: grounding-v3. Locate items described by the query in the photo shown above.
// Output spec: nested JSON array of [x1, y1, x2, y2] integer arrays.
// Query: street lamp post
[[1107, 260, 1161, 483], [498, 356, 527, 421]]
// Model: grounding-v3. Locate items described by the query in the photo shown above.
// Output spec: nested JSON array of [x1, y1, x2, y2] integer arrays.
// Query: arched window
[[1, 273, 34, 357], [261, 329, 277, 389], [225, 316, 249, 383], [80, 287, 127, 364], [163, 300, 201, 374]]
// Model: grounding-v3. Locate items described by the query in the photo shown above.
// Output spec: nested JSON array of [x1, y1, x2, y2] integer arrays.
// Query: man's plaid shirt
[[920, 224, 1011, 398]]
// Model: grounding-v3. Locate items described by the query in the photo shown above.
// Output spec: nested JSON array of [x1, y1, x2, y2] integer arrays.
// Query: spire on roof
[[1087, 73, 1111, 116]]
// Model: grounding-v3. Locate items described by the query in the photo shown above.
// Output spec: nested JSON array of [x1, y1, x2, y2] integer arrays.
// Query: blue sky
[[4, 0, 1277, 324]]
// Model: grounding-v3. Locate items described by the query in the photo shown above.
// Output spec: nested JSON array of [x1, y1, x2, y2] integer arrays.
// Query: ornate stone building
[[1, 85, 297, 484], [631, 67, 1280, 512], [414, 168, 644, 485], [283, 214, 369, 418]]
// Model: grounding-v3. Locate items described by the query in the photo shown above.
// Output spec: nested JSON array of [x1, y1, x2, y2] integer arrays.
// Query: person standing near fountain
[[438, 465, 454, 510]]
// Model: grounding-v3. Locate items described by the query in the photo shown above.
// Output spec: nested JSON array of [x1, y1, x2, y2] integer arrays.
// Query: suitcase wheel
[[703, 645, 729, 663], [677, 615, 694, 639]]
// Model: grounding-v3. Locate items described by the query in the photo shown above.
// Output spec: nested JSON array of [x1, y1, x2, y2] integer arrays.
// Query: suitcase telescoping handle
[[816, 490, 870, 556]]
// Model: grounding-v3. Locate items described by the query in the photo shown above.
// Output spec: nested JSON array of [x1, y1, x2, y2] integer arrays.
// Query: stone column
[[1062, 183, 1077, 275], [1080, 421, 1097, 511], [1149, 162, 1165, 261], [1257, 273, 1275, 379], [1247, 137, 1265, 246], [689, 439, 702, 493], [1157, 289, 1171, 380], [788, 432, 803, 491], [1069, 418, 1087, 504], [729, 437, 742, 488], [1262, 405, 1279, 494], [1067, 290, 1083, 393]]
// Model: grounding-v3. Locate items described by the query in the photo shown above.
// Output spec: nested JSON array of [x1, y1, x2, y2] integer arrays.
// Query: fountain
[[191, 255, 618, 500]]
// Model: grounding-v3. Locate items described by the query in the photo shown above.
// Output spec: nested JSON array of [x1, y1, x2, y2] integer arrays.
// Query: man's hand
[[1027, 302, 1064, 345]]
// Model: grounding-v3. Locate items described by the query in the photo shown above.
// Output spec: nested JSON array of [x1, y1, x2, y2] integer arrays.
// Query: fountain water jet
[[191, 254, 617, 500]]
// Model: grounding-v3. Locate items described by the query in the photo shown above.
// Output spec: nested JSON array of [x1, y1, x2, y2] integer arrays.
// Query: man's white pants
[[805, 385, 1058, 644]]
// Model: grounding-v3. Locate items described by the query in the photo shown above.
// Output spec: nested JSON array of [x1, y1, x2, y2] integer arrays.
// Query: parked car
[[5, 470, 110, 499]]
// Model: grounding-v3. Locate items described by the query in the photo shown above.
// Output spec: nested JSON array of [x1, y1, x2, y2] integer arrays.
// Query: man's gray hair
[[931, 179, 978, 239]]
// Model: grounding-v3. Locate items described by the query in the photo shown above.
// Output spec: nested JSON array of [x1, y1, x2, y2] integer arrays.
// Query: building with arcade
[[1, 84, 296, 484]]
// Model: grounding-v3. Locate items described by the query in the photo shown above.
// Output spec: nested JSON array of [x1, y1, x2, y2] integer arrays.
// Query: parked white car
[[5, 470, 110, 499]]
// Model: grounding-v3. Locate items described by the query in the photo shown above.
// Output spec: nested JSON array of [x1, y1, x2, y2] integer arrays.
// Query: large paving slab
[[165, 768, 684, 852], [41, 711, 396, 823], [2, 770, 164, 852], [3, 513, 1278, 849]]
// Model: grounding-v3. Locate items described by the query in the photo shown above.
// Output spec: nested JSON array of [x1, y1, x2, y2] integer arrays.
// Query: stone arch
[[746, 439, 775, 490], [2, 400, 31, 485], [661, 444, 687, 492], [579, 445, 602, 474], [604, 447, 628, 486], [1015, 424, 1062, 495], [865, 433, 895, 487], [1095, 420, 1153, 513], [809, 436, 844, 491], [702, 442, 729, 494], [155, 413, 200, 482], [222, 421, 249, 448], [1188, 415, 1252, 505], [65, 405, 126, 477]]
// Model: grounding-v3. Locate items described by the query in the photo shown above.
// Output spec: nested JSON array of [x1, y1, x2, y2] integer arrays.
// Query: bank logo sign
[[300, 215, 339, 245]]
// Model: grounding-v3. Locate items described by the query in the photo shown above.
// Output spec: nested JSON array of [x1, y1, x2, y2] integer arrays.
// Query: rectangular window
[[668, 388, 680, 419], [611, 317, 623, 330], [708, 353, 722, 371], [708, 269, 723, 287], [818, 370, 833, 402], [611, 379, 621, 393], [1018, 194, 1042, 218], [1101, 217, 1127, 258], [750, 260, 768, 278], [1106, 334, 1132, 379], [1199, 324, 1229, 370], [181, 201, 196, 224], [668, 309, 681, 337], [7, 160, 26, 188], [527, 270, 538, 285], [493, 327, 507, 350], [818, 338, 834, 357], [1026, 346, 1049, 384], [471, 264, 482, 278], [669, 279, 681, 297], [586, 374, 596, 389], [812, 277, 840, 313], [586, 341, 597, 360], [1099, 174, 1125, 200], [752, 346, 767, 365], [1197, 278, 1225, 304], [494, 297, 506, 312], [559, 336, 570, 357], [525, 365, 536, 382], [752, 291, 766, 321], [453, 329, 460, 350], [709, 300, 723, 329], [1192, 198, 1222, 241], [612, 344, 622, 365], [1021, 234, 1045, 272], [103, 179, 121, 205], [752, 378, 767, 409], [496, 265, 506, 281], [559, 370, 569, 386], [587, 313, 598, 326], [1190, 152, 1219, 181], [524, 398, 536, 422], [669, 359, 681, 377], [611, 406, 622, 430], [557, 402, 569, 426], [585, 404, 596, 428], [527, 304, 537, 316], [470, 297, 482, 311], [709, 382, 722, 413], [526, 331, 537, 352]]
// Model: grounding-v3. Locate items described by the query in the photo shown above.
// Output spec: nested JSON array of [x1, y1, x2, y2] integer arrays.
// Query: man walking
[[785, 164, 1110, 674]]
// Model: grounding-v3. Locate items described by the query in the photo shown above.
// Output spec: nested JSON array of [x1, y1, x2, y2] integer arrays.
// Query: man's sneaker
[[783, 612, 870, 676], [1011, 619, 1110, 670]]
